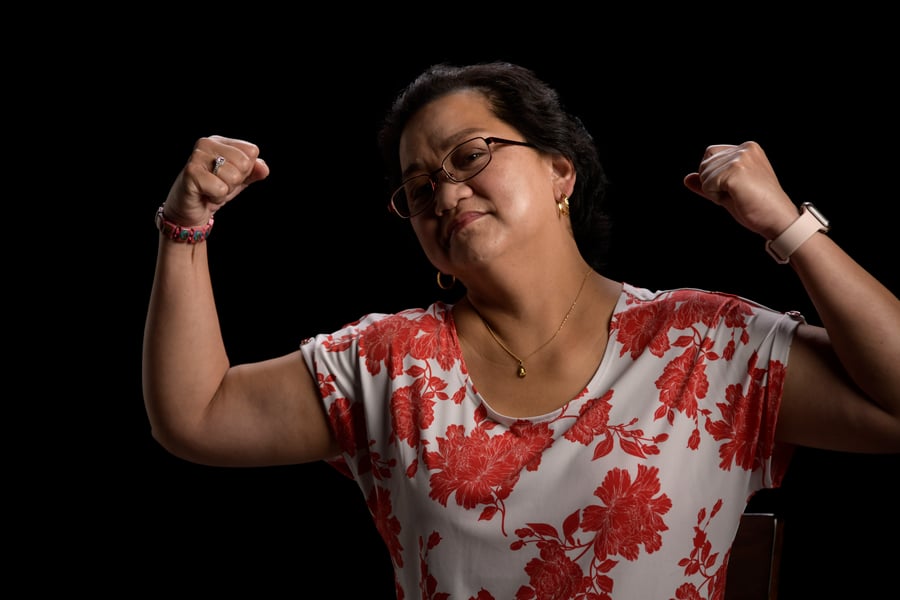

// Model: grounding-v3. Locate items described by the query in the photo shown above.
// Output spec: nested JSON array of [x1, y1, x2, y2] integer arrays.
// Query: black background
[[54, 16, 899, 599]]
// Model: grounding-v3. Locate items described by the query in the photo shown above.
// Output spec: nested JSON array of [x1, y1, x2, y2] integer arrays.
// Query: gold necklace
[[471, 268, 593, 378]]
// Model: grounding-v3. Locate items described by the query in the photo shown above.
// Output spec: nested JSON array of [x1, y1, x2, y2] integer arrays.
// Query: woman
[[143, 62, 900, 598]]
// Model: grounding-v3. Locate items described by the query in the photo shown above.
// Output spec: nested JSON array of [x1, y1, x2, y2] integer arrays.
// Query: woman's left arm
[[684, 141, 900, 452]]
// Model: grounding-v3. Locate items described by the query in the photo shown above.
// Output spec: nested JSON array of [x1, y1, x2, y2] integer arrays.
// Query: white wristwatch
[[765, 202, 830, 264]]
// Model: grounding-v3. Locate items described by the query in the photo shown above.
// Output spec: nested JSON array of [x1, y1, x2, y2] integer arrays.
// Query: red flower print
[[425, 425, 516, 509], [761, 359, 786, 470], [672, 582, 704, 599], [614, 289, 761, 455], [708, 380, 765, 471], [359, 313, 422, 378], [321, 331, 354, 353], [327, 396, 367, 458], [564, 391, 614, 443], [674, 502, 728, 599], [315, 371, 337, 399], [706, 352, 783, 472], [423, 422, 552, 535], [709, 561, 729, 600], [718, 296, 753, 330], [511, 508, 617, 596], [611, 299, 673, 359], [418, 532, 450, 600], [581, 465, 672, 561], [654, 349, 710, 428], [390, 385, 435, 449], [517, 541, 591, 599], [410, 312, 462, 372], [368, 486, 404, 568], [668, 290, 717, 330], [563, 390, 666, 460], [506, 420, 555, 473]]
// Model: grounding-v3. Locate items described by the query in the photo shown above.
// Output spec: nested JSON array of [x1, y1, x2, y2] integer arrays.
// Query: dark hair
[[377, 61, 611, 270]]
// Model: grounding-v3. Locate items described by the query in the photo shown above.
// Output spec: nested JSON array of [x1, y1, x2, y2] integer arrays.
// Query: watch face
[[803, 203, 831, 231]]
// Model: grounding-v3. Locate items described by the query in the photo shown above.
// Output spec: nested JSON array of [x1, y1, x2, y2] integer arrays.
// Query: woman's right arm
[[142, 136, 339, 467]]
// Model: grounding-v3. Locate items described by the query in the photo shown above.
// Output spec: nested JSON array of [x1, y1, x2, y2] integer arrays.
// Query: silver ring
[[212, 155, 226, 175]]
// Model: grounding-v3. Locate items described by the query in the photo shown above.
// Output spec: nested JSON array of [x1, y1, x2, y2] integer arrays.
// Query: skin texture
[[143, 89, 900, 470]]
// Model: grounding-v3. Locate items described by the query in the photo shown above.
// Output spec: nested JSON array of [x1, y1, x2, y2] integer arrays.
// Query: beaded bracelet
[[155, 205, 214, 244]]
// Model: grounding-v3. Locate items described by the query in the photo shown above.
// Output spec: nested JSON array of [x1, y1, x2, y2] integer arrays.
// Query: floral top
[[299, 283, 802, 599]]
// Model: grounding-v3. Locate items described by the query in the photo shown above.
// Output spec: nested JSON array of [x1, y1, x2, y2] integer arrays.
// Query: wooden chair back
[[724, 512, 784, 600]]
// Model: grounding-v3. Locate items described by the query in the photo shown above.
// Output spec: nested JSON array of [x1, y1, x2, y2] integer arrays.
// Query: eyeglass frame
[[387, 136, 536, 218]]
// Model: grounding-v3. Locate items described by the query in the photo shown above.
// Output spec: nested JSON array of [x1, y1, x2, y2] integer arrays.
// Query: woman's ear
[[550, 153, 576, 196]]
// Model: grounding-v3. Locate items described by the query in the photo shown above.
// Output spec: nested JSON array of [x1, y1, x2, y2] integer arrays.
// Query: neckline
[[446, 283, 628, 424]]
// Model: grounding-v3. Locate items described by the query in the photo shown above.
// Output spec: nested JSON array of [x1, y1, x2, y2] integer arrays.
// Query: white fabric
[[299, 283, 802, 599]]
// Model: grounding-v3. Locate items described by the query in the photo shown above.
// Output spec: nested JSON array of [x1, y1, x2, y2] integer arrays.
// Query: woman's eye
[[411, 184, 431, 201]]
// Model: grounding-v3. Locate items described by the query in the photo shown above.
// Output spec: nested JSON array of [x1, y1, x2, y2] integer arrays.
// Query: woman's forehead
[[398, 91, 510, 163]]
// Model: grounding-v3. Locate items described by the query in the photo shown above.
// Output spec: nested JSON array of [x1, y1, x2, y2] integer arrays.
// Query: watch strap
[[765, 204, 827, 264]]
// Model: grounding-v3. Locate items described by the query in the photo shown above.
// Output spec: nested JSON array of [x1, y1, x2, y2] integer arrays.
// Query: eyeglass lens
[[393, 137, 494, 217]]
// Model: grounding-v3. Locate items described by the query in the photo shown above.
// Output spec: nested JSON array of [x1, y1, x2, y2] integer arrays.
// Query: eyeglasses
[[388, 136, 536, 218]]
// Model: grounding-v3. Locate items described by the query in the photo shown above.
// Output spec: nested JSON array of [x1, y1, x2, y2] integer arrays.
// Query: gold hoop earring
[[557, 194, 570, 218], [436, 271, 456, 290]]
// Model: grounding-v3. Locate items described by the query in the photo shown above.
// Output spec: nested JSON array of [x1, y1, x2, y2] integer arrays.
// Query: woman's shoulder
[[619, 283, 799, 322], [623, 283, 773, 308], [335, 301, 456, 331]]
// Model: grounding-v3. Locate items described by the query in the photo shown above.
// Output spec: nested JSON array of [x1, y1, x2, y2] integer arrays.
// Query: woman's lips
[[445, 211, 485, 243]]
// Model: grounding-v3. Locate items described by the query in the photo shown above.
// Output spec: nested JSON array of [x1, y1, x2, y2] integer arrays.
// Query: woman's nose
[[432, 179, 470, 215]]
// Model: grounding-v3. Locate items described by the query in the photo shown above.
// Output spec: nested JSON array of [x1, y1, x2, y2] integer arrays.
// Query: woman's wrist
[[155, 204, 214, 244]]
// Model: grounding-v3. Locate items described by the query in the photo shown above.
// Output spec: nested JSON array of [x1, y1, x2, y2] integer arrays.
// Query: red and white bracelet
[[155, 205, 214, 244]]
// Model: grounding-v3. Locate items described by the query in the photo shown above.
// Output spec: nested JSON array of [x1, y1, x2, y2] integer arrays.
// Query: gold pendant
[[517, 363, 527, 378]]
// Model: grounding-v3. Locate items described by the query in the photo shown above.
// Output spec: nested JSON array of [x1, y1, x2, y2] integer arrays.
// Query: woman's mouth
[[445, 211, 485, 243]]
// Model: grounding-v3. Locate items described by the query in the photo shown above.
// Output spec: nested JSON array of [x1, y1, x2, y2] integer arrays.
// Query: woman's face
[[398, 90, 563, 278]]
